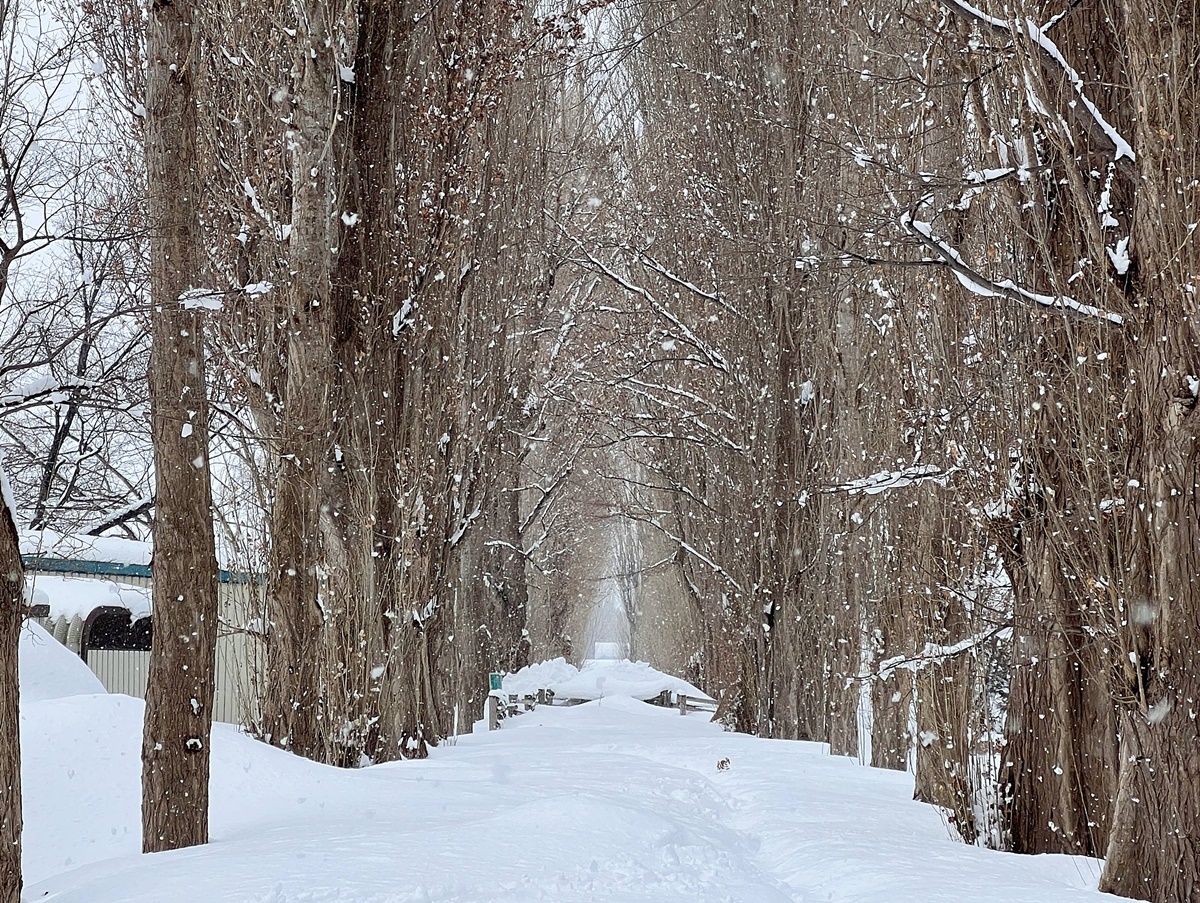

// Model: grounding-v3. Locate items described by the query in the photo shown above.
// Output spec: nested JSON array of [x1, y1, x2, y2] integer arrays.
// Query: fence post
[[486, 695, 499, 731], [678, 694, 688, 715]]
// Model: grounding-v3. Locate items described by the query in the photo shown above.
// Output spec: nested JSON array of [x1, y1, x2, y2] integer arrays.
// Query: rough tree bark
[[257, 0, 542, 764], [998, 491, 1118, 857], [260, 0, 338, 760], [0, 473, 22, 902], [140, 0, 221, 853], [1099, 6, 1200, 899]]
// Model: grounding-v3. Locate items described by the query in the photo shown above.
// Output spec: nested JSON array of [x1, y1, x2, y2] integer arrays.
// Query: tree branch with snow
[[901, 213, 1125, 326], [935, 0, 1135, 164]]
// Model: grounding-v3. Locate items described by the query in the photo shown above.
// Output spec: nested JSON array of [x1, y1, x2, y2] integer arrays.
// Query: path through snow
[[20, 666, 1116, 903]]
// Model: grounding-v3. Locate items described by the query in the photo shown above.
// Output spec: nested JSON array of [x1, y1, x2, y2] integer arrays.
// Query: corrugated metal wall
[[87, 649, 150, 698], [87, 632, 264, 725], [31, 568, 266, 726]]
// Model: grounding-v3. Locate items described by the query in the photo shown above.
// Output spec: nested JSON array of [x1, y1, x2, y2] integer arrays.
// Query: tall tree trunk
[[1100, 9, 1200, 898], [999, 516, 1117, 856], [931, 3, 1132, 856], [909, 492, 977, 841], [871, 574, 911, 771], [0, 476, 22, 902], [141, 0, 221, 853], [1103, 319, 1200, 900], [260, 0, 338, 760]]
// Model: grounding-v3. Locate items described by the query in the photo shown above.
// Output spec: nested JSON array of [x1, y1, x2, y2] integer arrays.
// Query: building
[[21, 529, 265, 725]]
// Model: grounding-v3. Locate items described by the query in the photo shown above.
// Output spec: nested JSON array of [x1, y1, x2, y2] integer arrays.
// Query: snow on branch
[[559, 228, 731, 374], [447, 505, 482, 548], [825, 463, 957, 495], [0, 376, 94, 411], [178, 288, 224, 311], [869, 625, 1013, 682], [624, 509, 744, 593], [178, 282, 273, 311], [902, 214, 1125, 326], [632, 252, 746, 323], [589, 255, 730, 372], [518, 465, 573, 536], [938, 0, 1134, 162], [242, 178, 292, 241], [673, 536, 743, 594], [86, 495, 154, 535]]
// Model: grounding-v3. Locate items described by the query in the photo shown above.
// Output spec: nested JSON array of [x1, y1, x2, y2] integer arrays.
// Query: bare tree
[[0, 0, 151, 538], [140, 0, 220, 852], [0, 0, 145, 888]]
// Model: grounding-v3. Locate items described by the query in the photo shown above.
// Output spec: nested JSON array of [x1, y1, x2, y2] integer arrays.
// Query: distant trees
[[3, 0, 1200, 899], [536, 2, 1200, 900]]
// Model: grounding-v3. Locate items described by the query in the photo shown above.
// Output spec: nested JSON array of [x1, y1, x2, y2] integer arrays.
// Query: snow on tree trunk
[[140, 0, 221, 853]]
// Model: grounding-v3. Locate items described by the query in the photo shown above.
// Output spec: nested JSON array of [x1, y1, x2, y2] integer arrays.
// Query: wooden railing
[[484, 687, 716, 730]]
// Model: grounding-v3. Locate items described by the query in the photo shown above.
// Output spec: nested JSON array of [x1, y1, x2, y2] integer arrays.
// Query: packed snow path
[[22, 684, 1116, 901]]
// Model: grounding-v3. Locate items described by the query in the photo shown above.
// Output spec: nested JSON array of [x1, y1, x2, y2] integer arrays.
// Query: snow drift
[[502, 657, 714, 703], [14, 639, 1111, 902], [19, 621, 105, 703]]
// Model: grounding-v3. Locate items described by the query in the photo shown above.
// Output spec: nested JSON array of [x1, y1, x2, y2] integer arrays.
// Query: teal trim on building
[[22, 556, 259, 584]]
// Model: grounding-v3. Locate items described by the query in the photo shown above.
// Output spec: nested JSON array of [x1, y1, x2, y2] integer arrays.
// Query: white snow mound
[[19, 621, 105, 703], [503, 657, 714, 702]]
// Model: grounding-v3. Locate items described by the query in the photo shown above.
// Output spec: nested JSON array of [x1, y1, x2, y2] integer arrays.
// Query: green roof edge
[[22, 556, 259, 584]]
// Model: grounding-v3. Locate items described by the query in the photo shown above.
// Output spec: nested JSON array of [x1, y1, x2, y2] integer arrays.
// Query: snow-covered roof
[[26, 574, 151, 622], [20, 528, 259, 584], [502, 658, 714, 703]]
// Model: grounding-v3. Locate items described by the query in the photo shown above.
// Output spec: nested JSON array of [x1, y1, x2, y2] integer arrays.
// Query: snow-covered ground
[[19, 628, 1115, 903]]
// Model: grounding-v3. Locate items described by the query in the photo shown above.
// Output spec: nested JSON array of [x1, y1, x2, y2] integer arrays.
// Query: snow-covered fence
[[673, 693, 718, 716], [485, 659, 718, 730], [486, 689, 553, 727]]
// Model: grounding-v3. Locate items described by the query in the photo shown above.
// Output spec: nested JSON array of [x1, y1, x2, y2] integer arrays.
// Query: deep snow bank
[[19, 620, 105, 703], [16, 640, 1112, 903], [24, 692, 1114, 903]]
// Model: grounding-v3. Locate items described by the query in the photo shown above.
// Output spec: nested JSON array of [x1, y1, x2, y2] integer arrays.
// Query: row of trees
[[0, 0, 581, 893], [1, 0, 1198, 901], [553, 1, 1198, 899]]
